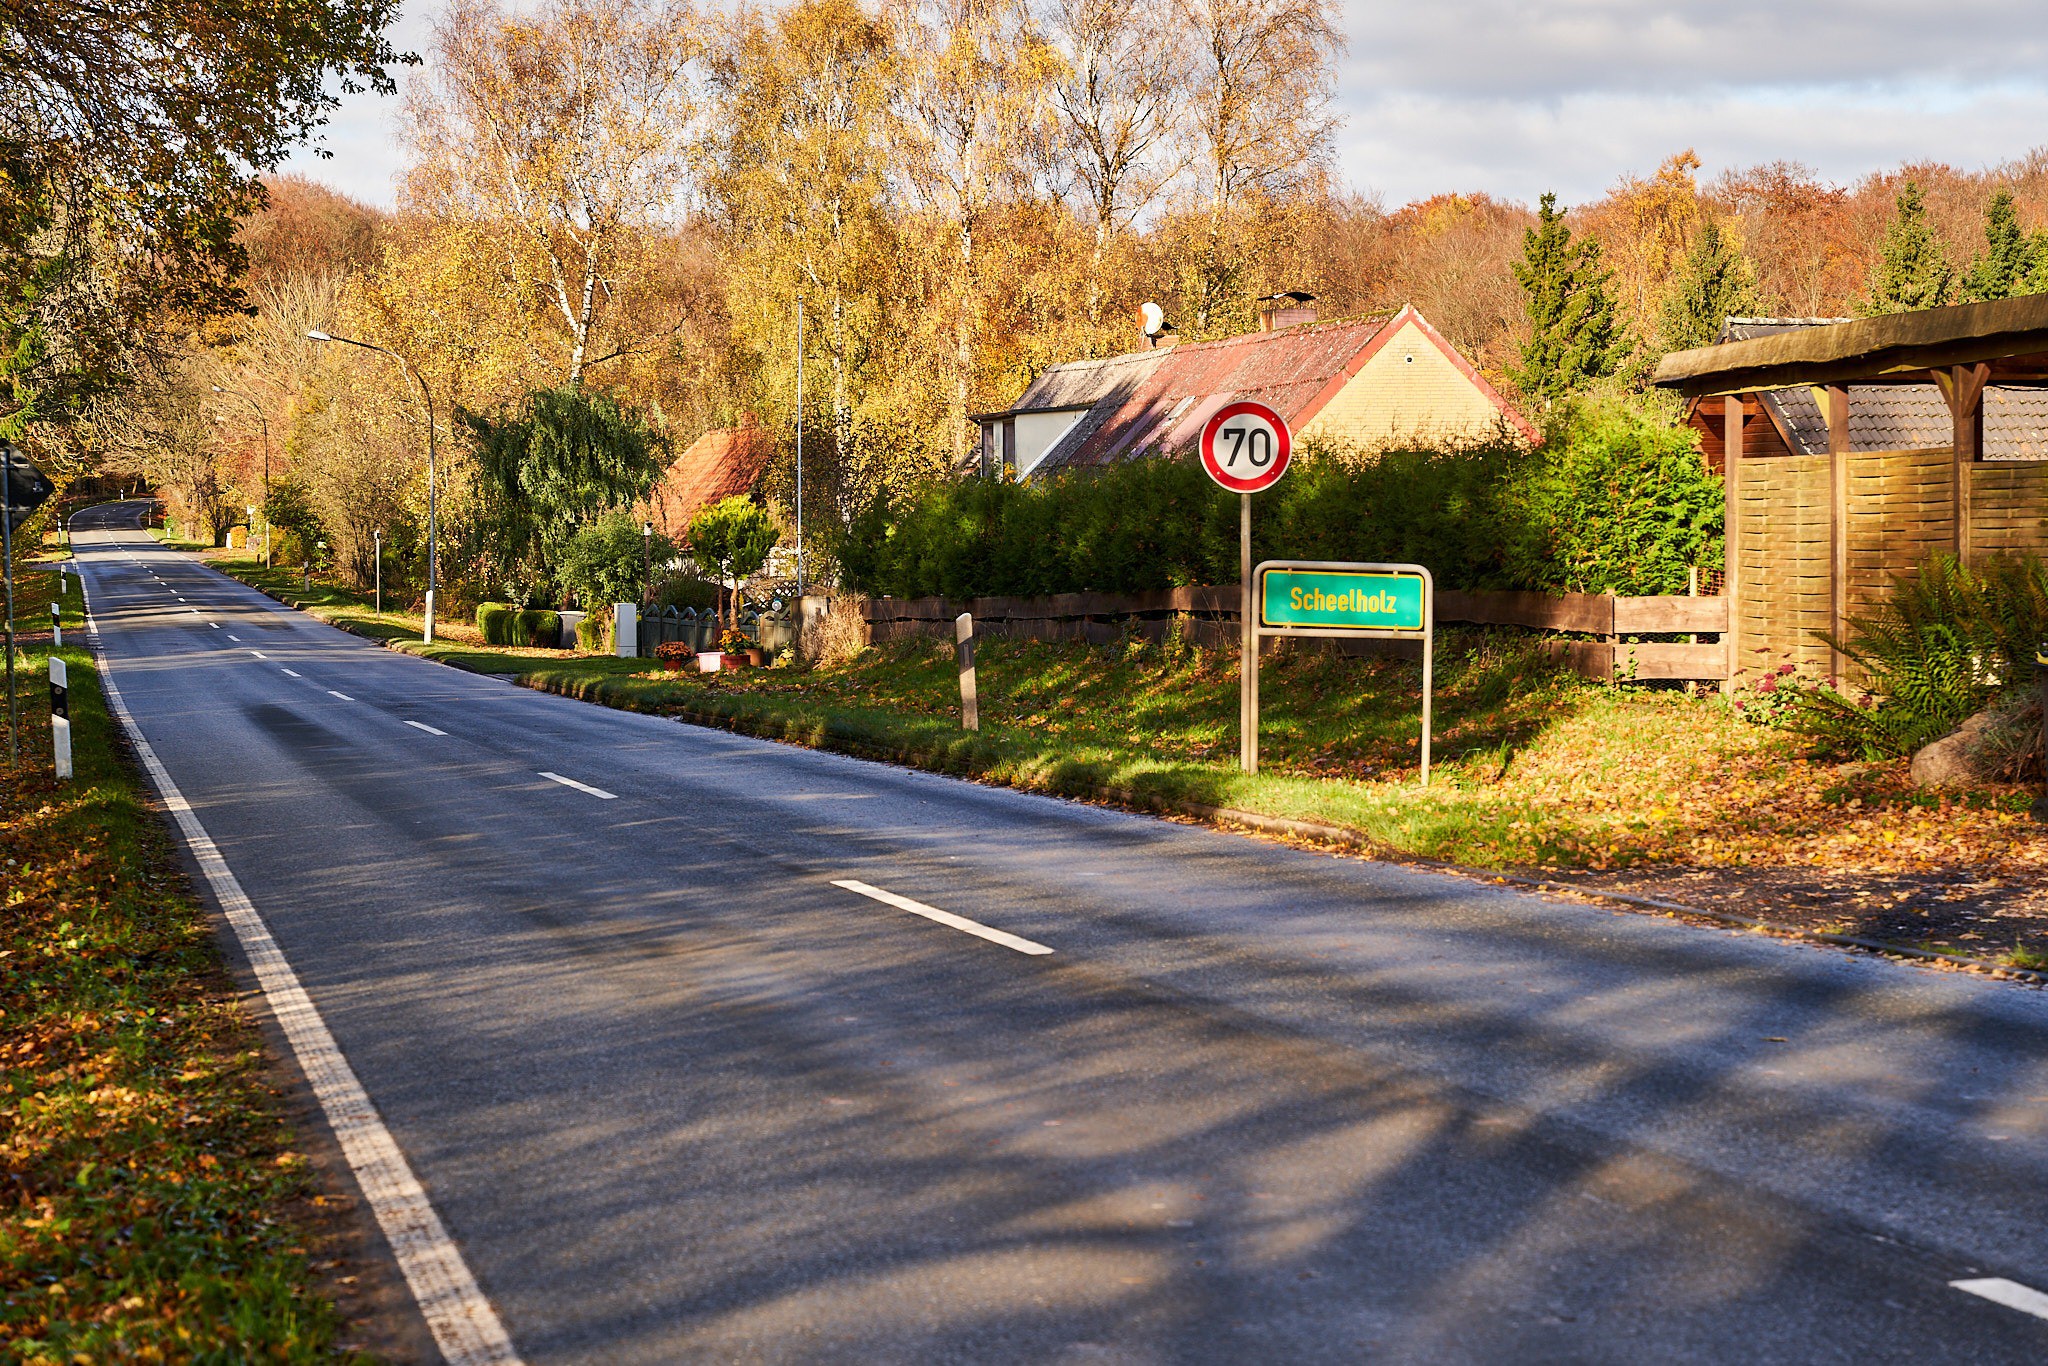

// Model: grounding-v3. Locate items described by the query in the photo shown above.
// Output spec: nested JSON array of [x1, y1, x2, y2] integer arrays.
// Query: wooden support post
[[1826, 384, 1849, 681], [1940, 362, 1988, 562], [955, 611, 978, 731], [1722, 393, 1744, 693]]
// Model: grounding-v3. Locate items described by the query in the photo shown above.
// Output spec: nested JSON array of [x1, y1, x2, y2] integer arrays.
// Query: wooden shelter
[[1652, 297, 2048, 681]]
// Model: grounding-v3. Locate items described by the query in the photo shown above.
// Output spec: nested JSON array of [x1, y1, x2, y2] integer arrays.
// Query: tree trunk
[[955, 216, 973, 465]]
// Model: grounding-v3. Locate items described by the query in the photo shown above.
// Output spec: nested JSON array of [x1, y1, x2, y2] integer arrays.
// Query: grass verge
[[1, 560, 361, 1361]]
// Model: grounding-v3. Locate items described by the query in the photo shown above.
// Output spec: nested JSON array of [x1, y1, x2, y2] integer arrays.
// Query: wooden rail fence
[[861, 586, 1729, 680]]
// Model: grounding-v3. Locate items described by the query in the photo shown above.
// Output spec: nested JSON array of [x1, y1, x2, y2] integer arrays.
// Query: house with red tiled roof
[[974, 302, 1536, 480], [642, 421, 775, 538]]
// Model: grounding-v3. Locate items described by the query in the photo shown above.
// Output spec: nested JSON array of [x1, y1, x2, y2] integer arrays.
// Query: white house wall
[[1015, 409, 1085, 478]]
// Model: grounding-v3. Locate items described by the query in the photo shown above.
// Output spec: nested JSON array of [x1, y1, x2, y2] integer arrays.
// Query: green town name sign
[[1250, 560, 1434, 783]]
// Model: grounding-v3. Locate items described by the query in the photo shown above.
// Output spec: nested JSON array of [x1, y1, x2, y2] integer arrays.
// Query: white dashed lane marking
[[281, 669, 302, 678], [404, 721, 448, 736], [1953, 1278, 2048, 1323], [539, 772, 617, 800], [328, 691, 355, 701], [830, 879, 1054, 956], [249, 651, 268, 659]]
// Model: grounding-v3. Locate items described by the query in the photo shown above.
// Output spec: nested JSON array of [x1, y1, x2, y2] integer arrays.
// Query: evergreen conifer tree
[[1512, 192, 1625, 401], [1656, 220, 1763, 351], [1859, 181, 1954, 315], [1960, 188, 2048, 302]]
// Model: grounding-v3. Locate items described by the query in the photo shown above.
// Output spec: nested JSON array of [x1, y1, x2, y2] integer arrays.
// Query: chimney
[[1257, 290, 1318, 332]]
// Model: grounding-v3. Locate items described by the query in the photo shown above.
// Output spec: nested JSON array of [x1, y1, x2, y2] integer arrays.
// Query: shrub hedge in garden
[[838, 394, 1723, 600], [476, 601, 564, 647]]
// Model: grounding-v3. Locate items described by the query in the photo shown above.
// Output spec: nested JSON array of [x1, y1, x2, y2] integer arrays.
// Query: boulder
[[1909, 710, 1997, 788]]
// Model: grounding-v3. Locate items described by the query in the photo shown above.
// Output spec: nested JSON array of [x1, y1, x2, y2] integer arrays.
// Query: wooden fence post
[[1940, 362, 1988, 562], [1826, 384, 1850, 680], [1723, 393, 1745, 693], [955, 611, 978, 731]]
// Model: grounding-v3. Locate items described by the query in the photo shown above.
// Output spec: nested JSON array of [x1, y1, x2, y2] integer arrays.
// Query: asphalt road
[[69, 503, 2048, 1363]]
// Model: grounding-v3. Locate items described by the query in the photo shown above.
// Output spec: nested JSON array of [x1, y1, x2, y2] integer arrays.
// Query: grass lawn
[[203, 553, 2048, 971], [1, 557, 366, 1360]]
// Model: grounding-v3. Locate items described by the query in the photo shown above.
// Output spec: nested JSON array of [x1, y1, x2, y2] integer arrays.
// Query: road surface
[[69, 503, 2048, 1363]]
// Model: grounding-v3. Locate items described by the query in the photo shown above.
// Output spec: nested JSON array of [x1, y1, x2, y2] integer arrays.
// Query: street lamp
[[213, 384, 273, 567], [642, 520, 653, 604], [306, 331, 440, 643]]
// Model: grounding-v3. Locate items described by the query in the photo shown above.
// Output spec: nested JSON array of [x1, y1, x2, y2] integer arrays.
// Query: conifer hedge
[[839, 397, 1722, 600]]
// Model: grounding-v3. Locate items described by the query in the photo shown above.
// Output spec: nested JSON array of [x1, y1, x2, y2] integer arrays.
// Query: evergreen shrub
[[476, 602, 563, 647], [840, 395, 1723, 600]]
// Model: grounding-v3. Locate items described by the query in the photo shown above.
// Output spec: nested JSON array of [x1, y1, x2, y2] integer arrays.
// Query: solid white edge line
[[830, 879, 1054, 956], [79, 567, 524, 1366], [538, 771, 617, 800], [1952, 1277, 2048, 1322], [328, 690, 355, 701], [405, 721, 449, 736]]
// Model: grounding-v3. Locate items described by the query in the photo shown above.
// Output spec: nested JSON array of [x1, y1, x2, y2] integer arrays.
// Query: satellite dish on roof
[[1141, 301, 1166, 337]]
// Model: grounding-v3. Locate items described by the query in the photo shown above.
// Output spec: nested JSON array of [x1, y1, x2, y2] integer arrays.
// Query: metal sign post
[[1249, 560, 1435, 784], [1197, 400, 1294, 776]]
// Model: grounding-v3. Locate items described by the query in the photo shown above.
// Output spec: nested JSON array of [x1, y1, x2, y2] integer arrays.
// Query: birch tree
[[1043, 0, 1187, 321], [706, 0, 894, 475], [403, 0, 700, 389], [1175, 0, 1341, 332], [890, 0, 1059, 461]]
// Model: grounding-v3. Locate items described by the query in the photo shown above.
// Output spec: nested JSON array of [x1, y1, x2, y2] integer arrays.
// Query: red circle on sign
[[1199, 401, 1292, 493]]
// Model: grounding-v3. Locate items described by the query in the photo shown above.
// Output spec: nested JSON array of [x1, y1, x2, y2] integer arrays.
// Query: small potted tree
[[686, 496, 779, 669]]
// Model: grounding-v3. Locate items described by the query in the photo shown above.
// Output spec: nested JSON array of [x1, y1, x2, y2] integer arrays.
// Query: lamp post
[[213, 385, 272, 567], [307, 331, 440, 643], [642, 520, 653, 604]]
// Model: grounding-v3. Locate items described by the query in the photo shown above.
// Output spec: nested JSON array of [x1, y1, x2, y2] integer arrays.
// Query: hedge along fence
[[836, 396, 1724, 602], [862, 586, 1731, 680], [476, 602, 565, 648]]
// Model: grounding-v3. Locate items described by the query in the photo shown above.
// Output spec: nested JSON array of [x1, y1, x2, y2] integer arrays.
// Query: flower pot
[[696, 651, 722, 673], [662, 656, 688, 671], [745, 647, 767, 666]]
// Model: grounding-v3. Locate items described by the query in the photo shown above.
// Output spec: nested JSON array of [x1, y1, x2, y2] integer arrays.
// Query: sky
[[279, 0, 2048, 211]]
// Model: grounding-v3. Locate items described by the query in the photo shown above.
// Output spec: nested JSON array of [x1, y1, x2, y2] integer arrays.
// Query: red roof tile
[[645, 424, 774, 537], [1018, 307, 1533, 473]]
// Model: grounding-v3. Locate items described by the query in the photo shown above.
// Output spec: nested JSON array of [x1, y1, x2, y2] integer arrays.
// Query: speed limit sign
[[1199, 400, 1291, 493]]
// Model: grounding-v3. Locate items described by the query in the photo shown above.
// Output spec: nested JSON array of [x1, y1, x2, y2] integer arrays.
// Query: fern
[[1791, 553, 2048, 758]]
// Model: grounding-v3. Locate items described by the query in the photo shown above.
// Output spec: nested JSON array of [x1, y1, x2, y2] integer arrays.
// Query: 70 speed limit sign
[[1199, 400, 1291, 493]]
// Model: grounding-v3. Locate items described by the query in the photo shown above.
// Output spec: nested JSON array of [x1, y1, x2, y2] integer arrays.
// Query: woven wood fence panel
[[1843, 447, 1952, 621], [1972, 461, 2048, 560], [1735, 452, 1833, 676]]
